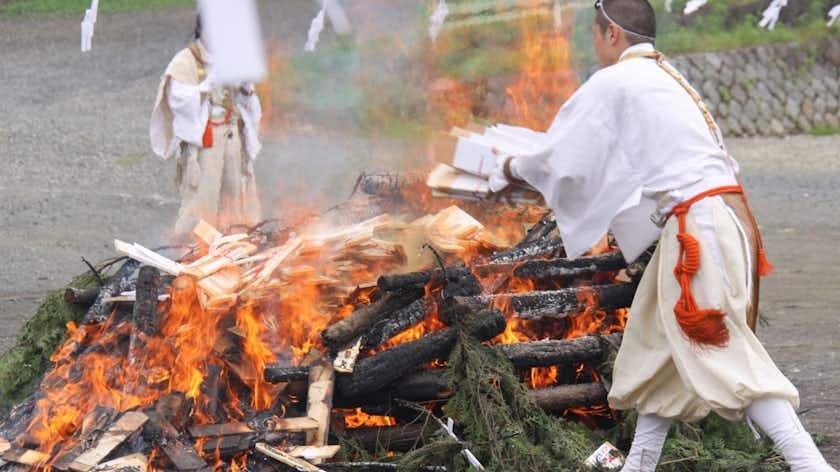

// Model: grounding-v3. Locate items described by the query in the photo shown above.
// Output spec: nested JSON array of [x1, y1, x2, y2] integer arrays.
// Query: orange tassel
[[757, 247, 774, 277], [202, 120, 213, 148]]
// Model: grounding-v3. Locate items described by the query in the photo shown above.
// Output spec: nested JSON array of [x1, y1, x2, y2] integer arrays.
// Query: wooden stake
[[255, 443, 325, 472], [305, 355, 335, 452]]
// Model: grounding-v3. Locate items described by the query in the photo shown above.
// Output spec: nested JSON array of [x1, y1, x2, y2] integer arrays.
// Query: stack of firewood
[[0, 176, 646, 471]]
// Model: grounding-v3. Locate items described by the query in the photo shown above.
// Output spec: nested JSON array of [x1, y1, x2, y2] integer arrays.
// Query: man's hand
[[489, 155, 523, 193], [489, 155, 511, 193]]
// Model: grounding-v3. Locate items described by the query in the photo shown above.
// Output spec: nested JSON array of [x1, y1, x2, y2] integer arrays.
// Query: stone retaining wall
[[671, 37, 840, 137]]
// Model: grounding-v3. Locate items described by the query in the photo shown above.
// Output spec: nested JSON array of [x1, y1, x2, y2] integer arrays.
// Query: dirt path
[[1, 4, 838, 464]]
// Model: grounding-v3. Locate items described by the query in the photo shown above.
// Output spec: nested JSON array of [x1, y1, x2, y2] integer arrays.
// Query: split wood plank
[[67, 411, 148, 472], [2, 448, 50, 467], [287, 445, 341, 461], [305, 356, 335, 455], [188, 416, 319, 438], [114, 240, 182, 276], [0, 438, 8, 467], [255, 443, 324, 472], [193, 219, 222, 245], [92, 453, 148, 471]]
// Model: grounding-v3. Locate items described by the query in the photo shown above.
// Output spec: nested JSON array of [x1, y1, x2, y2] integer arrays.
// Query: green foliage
[[807, 127, 840, 136], [651, 0, 835, 54], [0, 272, 98, 414], [0, 0, 191, 15], [398, 332, 598, 471]]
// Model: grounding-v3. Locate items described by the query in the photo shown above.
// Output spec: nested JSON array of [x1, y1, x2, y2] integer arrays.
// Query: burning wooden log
[[453, 283, 636, 319], [361, 298, 430, 351], [335, 309, 506, 399], [376, 267, 472, 292], [512, 252, 627, 280], [320, 287, 424, 351], [84, 259, 140, 323], [493, 333, 622, 368], [531, 383, 608, 414], [60, 411, 148, 472], [132, 266, 161, 336], [142, 410, 207, 471], [264, 366, 311, 383], [487, 236, 564, 264]]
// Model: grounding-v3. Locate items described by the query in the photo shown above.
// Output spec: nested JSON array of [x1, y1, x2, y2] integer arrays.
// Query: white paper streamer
[[683, 0, 708, 15], [444, 418, 485, 471], [828, 4, 840, 26], [305, 2, 327, 51], [664, 0, 673, 13], [428, 0, 449, 40], [80, 0, 99, 52], [758, 0, 787, 30]]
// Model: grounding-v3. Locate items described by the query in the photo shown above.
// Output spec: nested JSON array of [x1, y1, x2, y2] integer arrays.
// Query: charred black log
[[390, 369, 453, 401], [64, 287, 100, 306], [531, 382, 608, 414], [336, 309, 506, 398], [453, 283, 636, 320], [513, 252, 627, 281], [487, 236, 564, 264], [376, 266, 472, 292], [339, 424, 432, 454], [84, 259, 140, 323], [132, 266, 161, 335], [263, 366, 311, 383], [362, 298, 430, 351], [493, 333, 622, 368], [321, 287, 425, 351]]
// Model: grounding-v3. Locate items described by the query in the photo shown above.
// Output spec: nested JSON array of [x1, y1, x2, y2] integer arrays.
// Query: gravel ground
[[1, 3, 839, 465]]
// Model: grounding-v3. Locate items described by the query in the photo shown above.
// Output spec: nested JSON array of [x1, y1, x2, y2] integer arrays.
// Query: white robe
[[512, 43, 798, 421], [150, 41, 263, 162], [512, 43, 738, 262]]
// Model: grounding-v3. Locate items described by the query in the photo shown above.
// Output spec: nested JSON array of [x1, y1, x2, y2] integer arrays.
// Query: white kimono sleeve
[[512, 80, 645, 260], [168, 79, 210, 149]]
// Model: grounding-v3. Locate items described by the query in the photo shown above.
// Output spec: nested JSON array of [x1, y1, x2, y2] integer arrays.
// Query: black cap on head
[[595, 0, 657, 44]]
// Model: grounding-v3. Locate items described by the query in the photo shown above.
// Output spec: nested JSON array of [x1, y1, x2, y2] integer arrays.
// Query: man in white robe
[[150, 18, 262, 237], [489, 1, 835, 470]]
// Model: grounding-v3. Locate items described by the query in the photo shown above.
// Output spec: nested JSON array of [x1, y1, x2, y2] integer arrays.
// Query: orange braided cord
[[670, 186, 743, 348]]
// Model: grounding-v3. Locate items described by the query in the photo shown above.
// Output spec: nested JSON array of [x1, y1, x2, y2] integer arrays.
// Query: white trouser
[[621, 414, 671, 472], [621, 399, 836, 472], [746, 397, 836, 472]]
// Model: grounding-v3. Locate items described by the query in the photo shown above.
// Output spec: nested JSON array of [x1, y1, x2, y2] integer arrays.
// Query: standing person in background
[[150, 16, 262, 237], [489, 1, 836, 470]]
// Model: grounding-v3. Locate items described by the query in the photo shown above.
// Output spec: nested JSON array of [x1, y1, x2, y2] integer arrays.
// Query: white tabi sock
[[621, 414, 672, 472], [746, 397, 837, 472]]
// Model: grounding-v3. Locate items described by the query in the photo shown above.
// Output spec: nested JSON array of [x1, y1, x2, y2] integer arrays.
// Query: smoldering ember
[[2, 1, 840, 472]]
